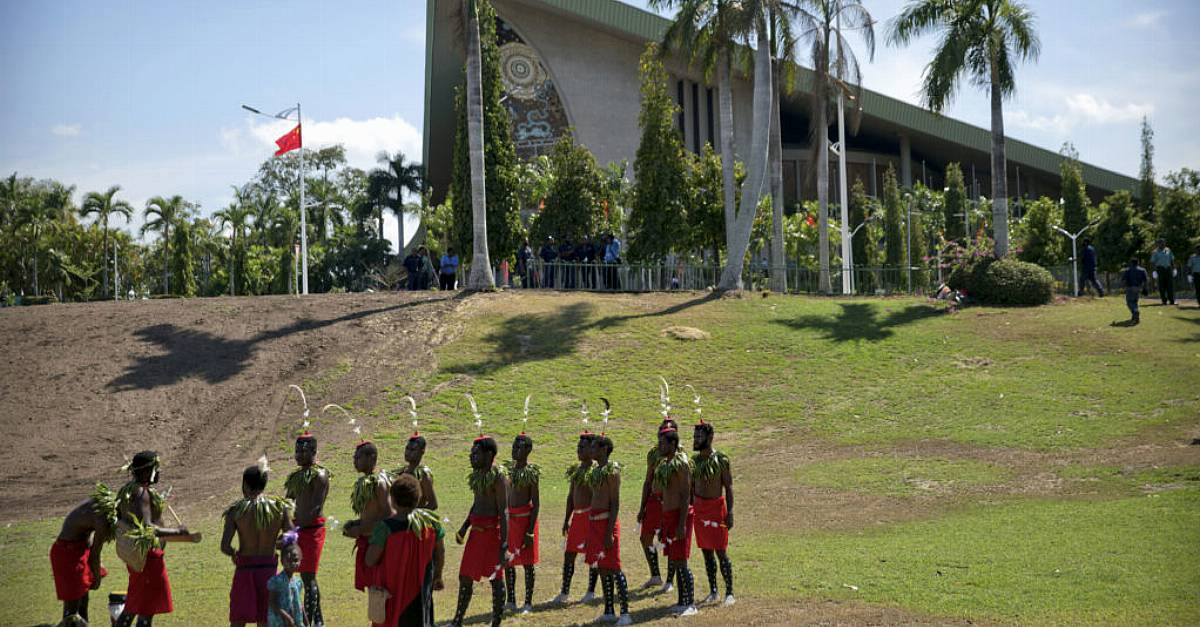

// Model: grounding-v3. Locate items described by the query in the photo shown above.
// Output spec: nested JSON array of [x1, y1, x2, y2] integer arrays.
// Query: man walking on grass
[[1122, 258, 1149, 325]]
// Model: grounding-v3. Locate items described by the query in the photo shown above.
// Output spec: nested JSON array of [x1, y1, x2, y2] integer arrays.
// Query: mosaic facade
[[496, 15, 570, 160]]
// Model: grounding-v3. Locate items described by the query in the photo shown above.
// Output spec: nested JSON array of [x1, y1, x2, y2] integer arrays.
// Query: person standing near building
[[1188, 245, 1200, 307], [1150, 239, 1176, 306], [1121, 258, 1149, 325], [440, 248, 460, 291], [539, 237, 558, 289], [1080, 238, 1104, 297], [603, 233, 622, 291]]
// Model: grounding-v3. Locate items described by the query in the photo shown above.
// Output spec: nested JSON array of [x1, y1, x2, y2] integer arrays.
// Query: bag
[[367, 586, 392, 623], [114, 519, 147, 573]]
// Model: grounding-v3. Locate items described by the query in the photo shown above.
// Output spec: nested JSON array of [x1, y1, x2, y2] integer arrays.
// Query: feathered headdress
[[401, 396, 420, 438], [322, 403, 364, 444], [684, 384, 704, 425], [658, 376, 672, 420], [521, 394, 532, 435], [459, 393, 487, 441], [599, 397, 612, 435], [579, 401, 592, 437], [289, 384, 311, 434]]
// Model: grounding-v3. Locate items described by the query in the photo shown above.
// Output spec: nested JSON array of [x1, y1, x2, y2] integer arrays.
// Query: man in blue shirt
[[1149, 239, 1176, 305], [439, 247, 459, 291], [1080, 238, 1104, 297], [1121, 258, 1149, 325], [603, 234, 621, 291]]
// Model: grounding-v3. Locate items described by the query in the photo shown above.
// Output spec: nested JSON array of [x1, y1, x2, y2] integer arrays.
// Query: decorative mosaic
[[496, 16, 570, 160]]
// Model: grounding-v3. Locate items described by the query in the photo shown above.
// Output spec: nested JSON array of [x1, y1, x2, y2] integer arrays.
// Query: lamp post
[[1053, 221, 1098, 297], [904, 193, 913, 292], [242, 102, 308, 295], [848, 214, 878, 293]]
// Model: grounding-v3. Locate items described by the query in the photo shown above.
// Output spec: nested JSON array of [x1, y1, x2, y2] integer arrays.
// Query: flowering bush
[[946, 236, 1053, 305]]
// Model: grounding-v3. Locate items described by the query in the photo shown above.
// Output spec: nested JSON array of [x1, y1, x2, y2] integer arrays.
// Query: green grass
[[3, 294, 1197, 625], [795, 456, 1010, 497]]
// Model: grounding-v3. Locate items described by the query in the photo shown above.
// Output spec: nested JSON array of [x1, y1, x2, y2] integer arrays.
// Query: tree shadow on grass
[[1171, 314, 1200, 343], [446, 291, 722, 376], [773, 302, 943, 342], [107, 296, 453, 391]]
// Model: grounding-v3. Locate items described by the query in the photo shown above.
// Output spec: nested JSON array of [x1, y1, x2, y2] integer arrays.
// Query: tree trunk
[[464, 0, 495, 290], [718, 16, 773, 291], [230, 234, 237, 296], [377, 209, 384, 242], [163, 225, 171, 295], [989, 67, 1009, 257], [397, 209, 406, 257], [101, 216, 110, 299], [816, 76, 831, 294], [717, 48, 737, 240], [769, 60, 786, 292], [32, 254, 39, 296]]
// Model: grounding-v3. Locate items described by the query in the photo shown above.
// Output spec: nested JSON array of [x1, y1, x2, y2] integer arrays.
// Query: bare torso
[[58, 499, 107, 543], [232, 509, 286, 556], [693, 453, 724, 499], [472, 475, 506, 518], [661, 459, 690, 512], [289, 467, 329, 527]]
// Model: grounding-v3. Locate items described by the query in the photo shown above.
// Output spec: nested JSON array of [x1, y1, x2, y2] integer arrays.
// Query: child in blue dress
[[268, 530, 306, 627]]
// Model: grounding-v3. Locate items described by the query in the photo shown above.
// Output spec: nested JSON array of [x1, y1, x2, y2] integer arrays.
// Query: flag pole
[[297, 102, 308, 295]]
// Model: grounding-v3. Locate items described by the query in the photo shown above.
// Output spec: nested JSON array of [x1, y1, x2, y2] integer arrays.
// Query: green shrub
[[979, 258, 1054, 305], [21, 294, 58, 306]]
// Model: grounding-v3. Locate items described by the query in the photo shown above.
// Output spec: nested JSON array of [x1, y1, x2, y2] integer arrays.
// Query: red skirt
[[586, 514, 621, 571], [296, 518, 326, 574], [693, 496, 729, 551], [125, 548, 173, 616], [507, 503, 539, 566], [459, 515, 502, 582], [640, 493, 664, 538], [50, 539, 95, 602], [229, 554, 277, 623], [565, 509, 589, 555], [354, 536, 375, 591], [662, 507, 694, 561]]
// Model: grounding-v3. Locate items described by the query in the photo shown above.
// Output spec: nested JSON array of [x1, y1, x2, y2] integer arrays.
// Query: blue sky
[[1, 1, 1197, 250]]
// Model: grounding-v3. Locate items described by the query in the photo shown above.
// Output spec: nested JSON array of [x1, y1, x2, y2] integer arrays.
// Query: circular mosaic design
[[499, 43, 546, 101]]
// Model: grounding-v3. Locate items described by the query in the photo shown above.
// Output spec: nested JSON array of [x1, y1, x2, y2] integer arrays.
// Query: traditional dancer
[[692, 420, 735, 606], [554, 431, 600, 604], [51, 483, 117, 625], [344, 441, 394, 593], [365, 473, 446, 627], [221, 459, 293, 627], [450, 435, 508, 627], [395, 432, 439, 510], [655, 427, 697, 616], [587, 432, 632, 625], [636, 418, 678, 591], [502, 433, 540, 614], [115, 451, 197, 627], [284, 433, 330, 627]]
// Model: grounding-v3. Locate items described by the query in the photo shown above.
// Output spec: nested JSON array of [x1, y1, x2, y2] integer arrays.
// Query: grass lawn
[[2, 292, 1197, 625]]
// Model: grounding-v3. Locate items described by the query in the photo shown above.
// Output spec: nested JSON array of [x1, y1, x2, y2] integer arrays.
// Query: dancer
[[503, 433, 540, 614], [395, 432, 439, 510], [655, 427, 697, 616], [222, 460, 293, 627], [636, 418, 678, 591], [692, 421, 735, 606], [587, 434, 633, 625], [284, 433, 330, 627], [365, 473, 446, 627], [554, 431, 600, 604], [51, 483, 117, 625], [115, 451, 198, 627], [344, 441, 394, 593], [450, 435, 508, 627]]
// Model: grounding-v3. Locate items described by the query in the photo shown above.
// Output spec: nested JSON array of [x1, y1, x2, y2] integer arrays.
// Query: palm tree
[[888, 0, 1040, 257], [367, 151, 423, 257], [767, 7, 798, 291], [142, 194, 190, 294], [213, 187, 254, 295], [792, 0, 875, 294], [461, 0, 495, 289], [15, 181, 75, 295], [79, 185, 133, 298]]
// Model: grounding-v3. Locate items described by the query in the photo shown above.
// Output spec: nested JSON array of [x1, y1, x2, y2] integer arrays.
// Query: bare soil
[[0, 291, 463, 521]]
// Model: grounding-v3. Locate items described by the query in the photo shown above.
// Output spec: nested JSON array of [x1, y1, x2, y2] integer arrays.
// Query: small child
[[268, 530, 306, 627]]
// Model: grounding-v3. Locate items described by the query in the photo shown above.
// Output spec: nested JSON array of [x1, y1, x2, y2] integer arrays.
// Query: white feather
[[257, 455, 270, 473]]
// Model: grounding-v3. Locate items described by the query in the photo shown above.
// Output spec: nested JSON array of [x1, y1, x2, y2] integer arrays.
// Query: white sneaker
[[723, 595, 736, 606], [616, 614, 633, 625], [520, 604, 533, 614], [595, 612, 618, 623], [639, 576, 662, 589], [701, 592, 719, 604], [580, 591, 597, 603], [676, 605, 699, 617], [504, 602, 517, 612], [551, 593, 570, 605], [660, 581, 674, 594]]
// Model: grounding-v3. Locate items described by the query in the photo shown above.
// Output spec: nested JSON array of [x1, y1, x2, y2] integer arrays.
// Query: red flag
[[274, 124, 302, 156]]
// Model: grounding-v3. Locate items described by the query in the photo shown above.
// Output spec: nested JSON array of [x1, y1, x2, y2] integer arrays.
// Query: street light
[[1053, 221, 1099, 297], [242, 102, 309, 295], [847, 214, 878, 293]]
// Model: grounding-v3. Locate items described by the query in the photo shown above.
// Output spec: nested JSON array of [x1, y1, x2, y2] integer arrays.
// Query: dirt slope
[[0, 291, 464, 521]]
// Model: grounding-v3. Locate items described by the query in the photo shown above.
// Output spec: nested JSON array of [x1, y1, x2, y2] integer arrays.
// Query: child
[[268, 531, 306, 627]]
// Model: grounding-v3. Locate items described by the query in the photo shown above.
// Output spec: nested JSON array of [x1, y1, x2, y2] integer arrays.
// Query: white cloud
[[51, 124, 81, 137], [226, 114, 422, 173], [1009, 92, 1153, 135], [1128, 10, 1166, 28]]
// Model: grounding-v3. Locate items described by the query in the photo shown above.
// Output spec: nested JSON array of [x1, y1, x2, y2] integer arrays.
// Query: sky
[[1, 0, 1197, 250]]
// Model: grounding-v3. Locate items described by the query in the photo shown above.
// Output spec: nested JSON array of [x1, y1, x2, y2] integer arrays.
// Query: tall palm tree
[[214, 187, 254, 296], [16, 181, 75, 295], [142, 194, 190, 294], [79, 185, 133, 298], [792, 0, 875, 294], [366, 151, 423, 256], [767, 7, 798, 291], [652, 0, 747, 260], [461, 0, 495, 289], [888, 0, 1040, 257]]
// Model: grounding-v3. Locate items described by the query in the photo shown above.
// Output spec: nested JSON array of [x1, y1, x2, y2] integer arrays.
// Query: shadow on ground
[[772, 302, 943, 342]]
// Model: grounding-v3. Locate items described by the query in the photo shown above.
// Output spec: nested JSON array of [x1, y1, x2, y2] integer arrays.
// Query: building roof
[[424, 0, 1138, 195]]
